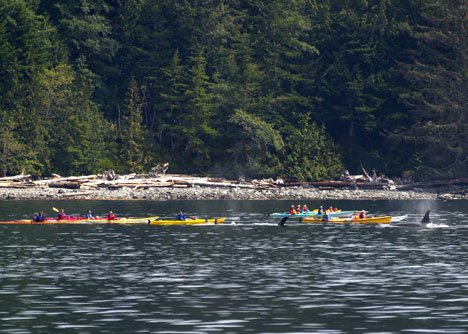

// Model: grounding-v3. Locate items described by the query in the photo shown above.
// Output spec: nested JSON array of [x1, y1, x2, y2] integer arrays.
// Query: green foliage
[[0, 0, 465, 180], [227, 109, 284, 177], [391, 0, 467, 180], [281, 117, 344, 181], [117, 77, 150, 173]]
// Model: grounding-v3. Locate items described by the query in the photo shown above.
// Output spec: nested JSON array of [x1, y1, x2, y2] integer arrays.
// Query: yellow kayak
[[149, 218, 226, 226], [0, 216, 160, 225], [302, 216, 392, 224]]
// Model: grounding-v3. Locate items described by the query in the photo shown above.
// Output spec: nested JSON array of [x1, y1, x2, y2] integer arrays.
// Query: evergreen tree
[[0, 0, 65, 174], [312, 0, 392, 172], [42, 0, 118, 70], [157, 49, 190, 165], [40, 0, 119, 118], [227, 109, 284, 178], [179, 52, 217, 172], [245, 0, 319, 124], [392, 0, 467, 179], [281, 115, 344, 181], [118, 77, 149, 173]]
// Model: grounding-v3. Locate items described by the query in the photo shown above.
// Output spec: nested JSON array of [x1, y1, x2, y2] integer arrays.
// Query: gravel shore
[[1, 186, 462, 201]]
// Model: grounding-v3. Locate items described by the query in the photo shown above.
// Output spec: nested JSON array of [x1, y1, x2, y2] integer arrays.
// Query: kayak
[[0, 216, 160, 225], [302, 215, 393, 224], [149, 218, 226, 226], [269, 210, 356, 218]]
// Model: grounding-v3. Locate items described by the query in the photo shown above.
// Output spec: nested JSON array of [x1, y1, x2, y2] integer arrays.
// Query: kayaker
[[322, 212, 330, 221], [85, 210, 94, 219], [359, 210, 366, 219], [317, 206, 324, 214], [352, 211, 359, 220], [57, 209, 67, 220], [33, 211, 45, 222], [107, 211, 117, 220], [301, 205, 309, 213], [289, 205, 296, 215], [176, 211, 187, 221]]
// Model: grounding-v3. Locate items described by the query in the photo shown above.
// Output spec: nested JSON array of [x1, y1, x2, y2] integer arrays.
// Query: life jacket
[[35, 215, 45, 222]]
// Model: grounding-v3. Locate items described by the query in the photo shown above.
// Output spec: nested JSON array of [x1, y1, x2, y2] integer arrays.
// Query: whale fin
[[278, 216, 288, 227], [421, 210, 431, 224]]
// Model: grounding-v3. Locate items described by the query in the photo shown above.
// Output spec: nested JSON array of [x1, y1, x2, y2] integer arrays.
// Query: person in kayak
[[57, 209, 67, 220], [33, 211, 45, 222], [317, 206, 324, 214], [301, 205, 310, 213], [176, 211, 187, 221], [85, 210, 94, 219], [289, 205, 296, 215], [107, 211, 117, 220], [322, 212, 330, 222], [359, 210, 366, 219], [352, 211, 359, 220]]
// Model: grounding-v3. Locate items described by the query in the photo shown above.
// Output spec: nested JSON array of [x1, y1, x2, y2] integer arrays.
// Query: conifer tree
[[312, 0, 391, 171], [281, 115, 344, 181], [393, 0, 467, 179], [227, 109, 284, 178], [118, 77, 149, 173], [180, 52, 217, 171], [157, 50, 189, 165]]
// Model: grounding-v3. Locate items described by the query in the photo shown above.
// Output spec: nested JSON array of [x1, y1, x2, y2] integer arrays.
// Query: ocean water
[[0, 199, 467, 333]]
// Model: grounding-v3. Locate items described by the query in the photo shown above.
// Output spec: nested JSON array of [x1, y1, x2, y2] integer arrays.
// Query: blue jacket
[[34, 214, 45, 222], [176, 213, 187, 221]]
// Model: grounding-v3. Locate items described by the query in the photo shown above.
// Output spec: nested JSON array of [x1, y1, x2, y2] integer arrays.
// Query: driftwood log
[[48, 181, 81, 189], [0, 174, 31, 182]]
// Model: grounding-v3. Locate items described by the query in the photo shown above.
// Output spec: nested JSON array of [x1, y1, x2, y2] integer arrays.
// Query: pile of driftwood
[[1, 163, 397, 191], [4, 168, 464, 192], [0, 171, 280, 192]]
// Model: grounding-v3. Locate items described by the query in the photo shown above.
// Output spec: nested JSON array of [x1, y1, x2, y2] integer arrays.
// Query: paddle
[[52, 207, 59, 213], [278, 216, 288, 227]]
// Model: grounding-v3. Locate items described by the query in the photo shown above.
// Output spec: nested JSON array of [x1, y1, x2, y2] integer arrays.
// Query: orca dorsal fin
[[421, 210, 431, 224]]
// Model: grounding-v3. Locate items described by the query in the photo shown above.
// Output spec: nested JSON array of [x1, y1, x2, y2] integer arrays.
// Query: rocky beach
[[1, 172, 466, 201], [1, 185, 466, 201]]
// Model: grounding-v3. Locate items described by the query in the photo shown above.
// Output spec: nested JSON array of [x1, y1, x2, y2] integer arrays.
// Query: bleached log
[[173, 184, 189, 188], [193, 182, 256, 189], [0, 182, 27, 188], [0, 174, 31, 182], [48, 181, 81, 189], [60, 191, 95, 197], [54, 175, 98, 182], [32, 175, 97, 185]]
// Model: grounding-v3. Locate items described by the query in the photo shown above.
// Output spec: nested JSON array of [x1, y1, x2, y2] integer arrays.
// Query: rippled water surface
[[1, 199, 467, 333]]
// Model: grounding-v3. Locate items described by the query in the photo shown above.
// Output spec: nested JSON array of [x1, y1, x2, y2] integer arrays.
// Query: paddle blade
[[278, 216, 288, 227], [52, 207, 59, 213]]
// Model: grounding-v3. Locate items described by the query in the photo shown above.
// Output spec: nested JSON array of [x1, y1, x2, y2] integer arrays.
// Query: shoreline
[[1, 186, 465, 201]]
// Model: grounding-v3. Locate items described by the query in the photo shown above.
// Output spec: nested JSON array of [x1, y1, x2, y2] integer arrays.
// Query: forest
[[0, 0, 466, 181]]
